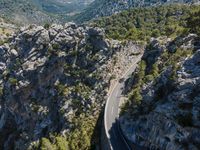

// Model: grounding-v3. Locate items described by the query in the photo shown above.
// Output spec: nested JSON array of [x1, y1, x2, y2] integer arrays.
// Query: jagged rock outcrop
[[0, 23, 143, 149], [120, 34, 200, 150]]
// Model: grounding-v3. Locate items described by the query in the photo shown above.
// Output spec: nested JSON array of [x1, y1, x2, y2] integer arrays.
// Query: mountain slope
[[0, 0, 57, 24], [119, 8, 200, 150], [32, 0, 94, 16], [121, 33, 200, 150], [0, 1, 200, 150], [75, 0, 200, 23], [93, 4, 192, 41], [0, 23, 142, 149], [0, 0, 93, 24]]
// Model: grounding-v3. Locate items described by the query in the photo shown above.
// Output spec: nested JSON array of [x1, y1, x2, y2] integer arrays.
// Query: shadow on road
[[108, 118, 148, 150]]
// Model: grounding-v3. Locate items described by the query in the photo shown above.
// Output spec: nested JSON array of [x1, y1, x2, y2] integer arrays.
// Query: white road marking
[[104, 55, 143, 149], [111, 107, 114, 115]]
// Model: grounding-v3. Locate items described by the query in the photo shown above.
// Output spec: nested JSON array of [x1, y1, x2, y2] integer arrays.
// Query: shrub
[[0, 86, 3, 96], [151, 29, 161, 38], [9, 77, 18, 85], [68, 116, 96, 150], [44, 23, 50, 29], [52, 43, 60, 50], [129, 87, 142, 104], [0, 39, 9, 45], [187, 9, 200, 36], [151, 63, 159, 78], [137, 60, 146, 83], [0, 40, 4, 45], [55, 136, 69, 150], [145, 75, 154, 82], [40, 138, 55, 150], [56, 84, 69, 96]]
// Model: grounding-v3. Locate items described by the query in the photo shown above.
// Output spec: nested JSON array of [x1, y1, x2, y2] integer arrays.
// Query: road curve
[[104, 56, 142, 150]]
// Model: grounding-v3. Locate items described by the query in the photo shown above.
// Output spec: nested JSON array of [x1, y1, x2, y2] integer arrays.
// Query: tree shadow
[[108, 118, 148, 150], [90, 108, 105, 150]]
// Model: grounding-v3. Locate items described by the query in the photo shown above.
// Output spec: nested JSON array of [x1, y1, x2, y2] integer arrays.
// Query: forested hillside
[[0, 0, 57, 24], [76, 0, 200, 23], [0, 1, 200, 150], [118, 5, 200, 150], [93, 4, 200, 41], [0, 0, 93, 24]]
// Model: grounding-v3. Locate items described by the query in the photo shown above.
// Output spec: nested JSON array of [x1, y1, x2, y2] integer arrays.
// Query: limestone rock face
[[120, 34, 200, 150], [0, 24, 143, 149]]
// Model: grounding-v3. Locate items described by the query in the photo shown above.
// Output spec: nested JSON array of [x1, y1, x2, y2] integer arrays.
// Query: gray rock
[[0, 23, 144, 149], [121, 34, 200, 150], [10, 49, 18, 57]]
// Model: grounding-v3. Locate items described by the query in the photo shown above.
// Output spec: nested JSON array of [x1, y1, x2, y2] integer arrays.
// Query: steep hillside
[[0, 0, 56, 25], [0, 0, 93, 25], [93, 4, 193, 41], [0, 18, 16, 41], [121, 34, 200, 150], [1, 1, 200, 150], [119, 9, 200, 150], [75, 0, 200, 23], [0, 23, 143, 149], [32, 0, 94, 19]]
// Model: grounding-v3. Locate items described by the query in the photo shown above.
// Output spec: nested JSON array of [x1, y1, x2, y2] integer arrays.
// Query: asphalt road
[[104, 56, 142, 150]]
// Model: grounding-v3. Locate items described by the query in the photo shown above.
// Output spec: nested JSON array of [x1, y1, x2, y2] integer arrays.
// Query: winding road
[[104, 55, 142, 150]]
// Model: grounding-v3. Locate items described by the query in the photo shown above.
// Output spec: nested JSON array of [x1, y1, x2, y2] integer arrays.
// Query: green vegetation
[[0, 86, 3, 96], [38, 115, 96, 150], [40, 138, 55, 150], [0, 27, 12, 36], [56, 84, 69, 96], [187, 9, 200, 36], [74, 83, 91, 99], [2, 3, 199, 150], [67, 115, 96, 150], [0, 38, 9, 46], [128, 60, 146, 105], [52, 43, 60, 50], [8, 77, 18, 85], [55, 136, 69, 150], [31, 102, 40, 113], [40, 136, 69, 150], [0, 40, 4, 46], [44, 23, 50, 29], [125, 46, 194, 112], [93, 4, 200, 41]]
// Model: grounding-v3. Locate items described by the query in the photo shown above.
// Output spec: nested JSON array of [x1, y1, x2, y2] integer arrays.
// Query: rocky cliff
[[0, 23, 143, 149], [120, 34, 200, 150]]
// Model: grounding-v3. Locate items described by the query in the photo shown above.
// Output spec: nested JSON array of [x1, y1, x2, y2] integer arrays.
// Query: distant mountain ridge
[[0, 0, 93, 24], [33, 0, 94, 14], [0, 0, 54, 24], [1, 0, 198, 24], [75, 0, 200, 23]]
